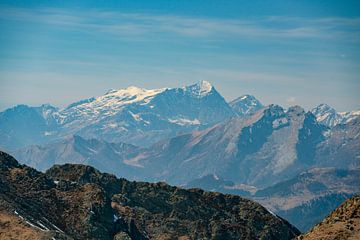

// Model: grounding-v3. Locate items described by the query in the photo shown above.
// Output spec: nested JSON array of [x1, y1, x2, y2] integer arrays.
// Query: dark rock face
[[296, 112, 326, 165], [0, 151, 300, 240]]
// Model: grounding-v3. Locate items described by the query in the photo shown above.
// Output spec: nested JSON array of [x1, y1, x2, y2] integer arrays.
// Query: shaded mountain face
[[0, 104, 59, 150], [311, 103, 360, 127], [298, 196, 360, 240], [0, 81, 237, 150], [0, 151, 300, 240], [229, 94, 264, 117]]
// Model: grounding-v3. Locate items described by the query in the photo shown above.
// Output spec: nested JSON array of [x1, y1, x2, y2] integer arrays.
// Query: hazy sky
[[0, 0, 359, 111]]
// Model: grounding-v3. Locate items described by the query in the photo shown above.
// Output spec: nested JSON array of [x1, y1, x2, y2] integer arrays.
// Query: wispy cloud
[[1, 7, 359, 41]]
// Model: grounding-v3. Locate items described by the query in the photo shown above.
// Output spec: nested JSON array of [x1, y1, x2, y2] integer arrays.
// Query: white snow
[[198, 80, 213, 95], [57, 85, 166, 125], [168, 118, 201, 126], [267, 209, 277, 217], [36, 221, 49, 231], [241, 96, 248, 100]]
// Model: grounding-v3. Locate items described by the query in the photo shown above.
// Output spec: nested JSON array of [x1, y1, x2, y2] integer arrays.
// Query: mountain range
[[15, 104, 359, 187], [0, 81, 239, 150], [3, 81, 356, 152], [1, 81, 359, 234]]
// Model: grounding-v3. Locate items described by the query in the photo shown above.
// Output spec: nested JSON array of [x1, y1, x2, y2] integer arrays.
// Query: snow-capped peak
[[311, 104, 360, 127], [184, 80, 214, 97], [57, 85, 166, 125], [313, 103, 336, 114], [104, 86, 164, 99]]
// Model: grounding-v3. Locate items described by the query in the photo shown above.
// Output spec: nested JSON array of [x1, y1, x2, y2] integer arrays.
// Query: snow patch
[[168, 118, 201, 126]]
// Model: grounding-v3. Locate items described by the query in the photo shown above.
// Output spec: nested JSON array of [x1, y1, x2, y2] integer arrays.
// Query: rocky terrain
[[299, 196, 360, 240], [0, 151, 300, 240]]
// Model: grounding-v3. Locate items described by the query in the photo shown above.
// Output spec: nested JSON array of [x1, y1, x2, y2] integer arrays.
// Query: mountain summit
[[311, 103, 360, 127], [184, 80, 214, 97], [229, 94, 264, 116]]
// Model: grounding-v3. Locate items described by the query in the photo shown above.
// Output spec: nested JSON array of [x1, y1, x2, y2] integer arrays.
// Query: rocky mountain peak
[[229, 94, 264, 116], [184, 80, 214, 97], [310, 103, 360, 127], [263, 104, 285, 118]]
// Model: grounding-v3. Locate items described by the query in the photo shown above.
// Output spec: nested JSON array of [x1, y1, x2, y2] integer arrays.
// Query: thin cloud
[[1, 7, 359, 41]]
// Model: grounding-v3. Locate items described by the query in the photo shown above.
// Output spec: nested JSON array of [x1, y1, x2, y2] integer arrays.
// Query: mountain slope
[[299, 196, 360, 240], [0, 151, 300, 240]]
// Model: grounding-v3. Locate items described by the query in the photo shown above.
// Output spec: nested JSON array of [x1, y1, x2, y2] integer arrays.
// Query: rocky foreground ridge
[[299, 196, 360, 240], [0, 151, 300, 240]]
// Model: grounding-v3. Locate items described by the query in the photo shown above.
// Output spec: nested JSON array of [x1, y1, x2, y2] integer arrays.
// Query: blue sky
[[0, 0, 359, 111]]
